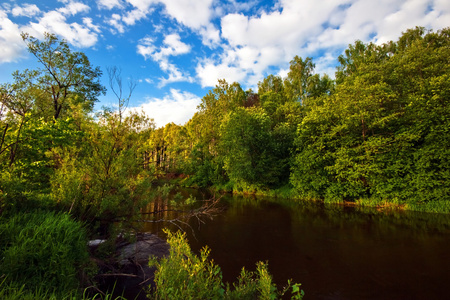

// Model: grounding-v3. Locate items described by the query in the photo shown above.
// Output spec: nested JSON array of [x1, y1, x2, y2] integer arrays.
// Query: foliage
[[220, 107, 277, 187], [139, 26, 450, 211], [148, 229, 304, 300], [0, 211, 90, 295], [50, 109, 154, 228], [20, 32, 105, 121], [0, 33, 105, 214], [290, 26, 450, 205]]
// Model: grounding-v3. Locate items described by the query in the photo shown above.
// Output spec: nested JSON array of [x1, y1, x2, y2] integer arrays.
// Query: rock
[[118, 233, 168, 265], [97, 233, 169, 300]]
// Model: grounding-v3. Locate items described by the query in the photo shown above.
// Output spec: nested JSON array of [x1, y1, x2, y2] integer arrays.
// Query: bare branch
[[107, 66, 136, 123]]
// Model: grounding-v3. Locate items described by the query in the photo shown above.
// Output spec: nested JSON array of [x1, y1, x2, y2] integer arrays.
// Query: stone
[[97, 233, 169, 300]]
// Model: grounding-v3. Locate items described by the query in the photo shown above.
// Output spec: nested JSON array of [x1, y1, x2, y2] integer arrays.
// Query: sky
[[0, 0, 449, 128]]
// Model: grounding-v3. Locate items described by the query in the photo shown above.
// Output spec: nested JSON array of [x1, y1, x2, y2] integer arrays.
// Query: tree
[[291, 26, 450, 204], [21, 32, 105, 120], [283, 56, 315, 103], [0, 33, 105, 170], [258, 74, 285, 95], [51, 68, 154, 226], [220, 107, 282, 188]]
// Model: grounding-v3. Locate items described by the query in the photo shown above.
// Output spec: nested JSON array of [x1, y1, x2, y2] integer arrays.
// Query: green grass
[[0, 279, 126, 300], [0, 211, 90, 296], [405, 200, 450, 214]]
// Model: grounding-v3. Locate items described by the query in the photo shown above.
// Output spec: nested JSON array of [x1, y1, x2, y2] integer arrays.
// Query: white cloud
[[126, 0, 155, 12], [375, 0, 450, 44], [196, 0, 450, 88], [159, 0, 213, 29], [122, 7, 148, 25], [199, 23, 221, 47], [159, 0, 220, 49], [19, 1, 99, 48], [11, 4, 40, 17], [0, 10, 26, 63], [57, 1, 90, 16], [83, 17, 101, 33], [24, 11, 98, 47], [133, 88, 201, 127], [161, 33, 191, 56], [196, 0, 344, 87], [109, 0, 218, 46], [106, 13, 125, 33], [97, 0, 124, 10], [136, 36, 155, 58], [196, 57, 247, 87], [137, 34, 194, 86], [122, 0, 155, 25]]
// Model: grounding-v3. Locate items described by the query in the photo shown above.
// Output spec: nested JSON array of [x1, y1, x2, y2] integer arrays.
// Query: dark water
[[142, 191, 450, 299]]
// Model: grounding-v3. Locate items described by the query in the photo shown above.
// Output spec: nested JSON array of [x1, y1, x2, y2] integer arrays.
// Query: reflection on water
[[141, 190, 450, 300]]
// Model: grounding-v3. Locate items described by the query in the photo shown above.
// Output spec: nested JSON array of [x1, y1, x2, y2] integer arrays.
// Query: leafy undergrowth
[[148, 229, 304, 300]]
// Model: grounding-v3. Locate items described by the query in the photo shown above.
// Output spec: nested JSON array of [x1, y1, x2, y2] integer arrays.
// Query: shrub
[[148, 229, 304, 300]]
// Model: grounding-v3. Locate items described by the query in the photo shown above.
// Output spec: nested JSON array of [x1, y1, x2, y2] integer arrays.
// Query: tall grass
[[0, 211, 90, 296], [0, 278, 126, 300], [406, 200, 450, 214]]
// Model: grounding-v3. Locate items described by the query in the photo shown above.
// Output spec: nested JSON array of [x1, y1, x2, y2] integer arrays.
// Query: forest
[[148, 26, 450, 211], [0, 26, 449, 298]]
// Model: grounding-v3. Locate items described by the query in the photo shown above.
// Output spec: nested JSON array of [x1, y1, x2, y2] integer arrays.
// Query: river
[[141, 190, 450, 299]]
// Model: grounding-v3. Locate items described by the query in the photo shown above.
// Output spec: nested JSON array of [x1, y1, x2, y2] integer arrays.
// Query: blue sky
[[1, 0, 449, 127]]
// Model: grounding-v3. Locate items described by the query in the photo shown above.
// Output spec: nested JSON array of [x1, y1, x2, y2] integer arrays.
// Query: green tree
[[291, 26, 450, 204], [21, 32, 105, 120], [51, 69, 154, 227], [220, 107, 282, 189], [183, 80, 247, 187], [0, 33, 105, 206]]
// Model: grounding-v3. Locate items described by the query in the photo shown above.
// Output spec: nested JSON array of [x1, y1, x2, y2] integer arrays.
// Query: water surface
[[142, 192, 450, 299]]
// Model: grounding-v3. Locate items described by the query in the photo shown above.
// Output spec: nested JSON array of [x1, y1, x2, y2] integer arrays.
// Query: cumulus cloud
[[196, 59, 247, 87], [18, 1, 99, 48], [0, 10, 26, 63], [195, 0, 450, 88], [158, 0, 222, 48], [83, 17, 101, 33], [24, 12, 98, 47], [122, 0, 155, 25], [103, 0, 155, 33], [132, 88, 201, 127], [137, 34, 194, 87], [58, 1, 90, 16], [2, 0, 449, 95], [97, 0, 124, 10], [103, 0, 218, 47], [11, 4, 40, 17], [106, 13, 125, 33], [159, 0, 213, 29]]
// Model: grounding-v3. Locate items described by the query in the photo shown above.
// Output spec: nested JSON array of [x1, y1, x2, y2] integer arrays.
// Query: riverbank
[[172, 176, 450, 214]]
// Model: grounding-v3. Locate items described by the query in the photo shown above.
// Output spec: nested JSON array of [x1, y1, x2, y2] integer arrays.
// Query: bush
[[0, 211, 90, 295], [148, 229, 304, 300]]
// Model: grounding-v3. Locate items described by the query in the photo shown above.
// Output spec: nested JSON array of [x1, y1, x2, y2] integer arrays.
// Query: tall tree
[[283, 56, 315, 103], [21, 32, 105, 120], [291, 26, 450, 204], [0, 33, 106, 205]]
